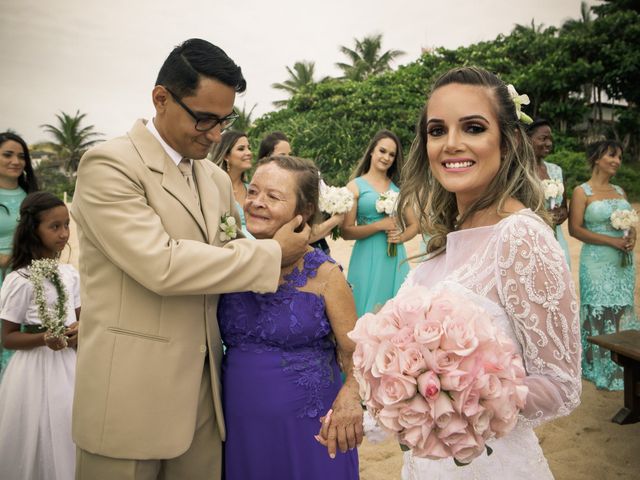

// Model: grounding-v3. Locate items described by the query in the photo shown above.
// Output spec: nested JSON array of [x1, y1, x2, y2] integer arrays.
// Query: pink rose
[[426, 293, 455, 325], [417, 371, 441, 400], [475, 373, 503, 399], [371, 341, 401, 377], [373, 374, 417, 405], [352, 341, 377, 373], [347, 313, 379, 343], [448, 430, 484, 464], [433, 392, 455, 428], [441, 315, 479, 357], [399, 344, 427, 377], [398, 395, 434, 430], [354, 370, 380, 407], [376, 403, 404, 432], [440, 369, 473, 392], [411, 430, 452, 459], [401, 423, 433, 450], [391, 285, 432, 328], [424, 348, 462, 374], [468, 407, 493, 439], [436, 412, 468, 442], [413, 319, 444, 350], [485, 384, 519, 438], [390, 327, 415, 349], [450, 386, 482, 417]]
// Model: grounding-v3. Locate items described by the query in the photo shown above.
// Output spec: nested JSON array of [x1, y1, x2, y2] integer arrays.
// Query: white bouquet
[[541, 179, 564, 209], [610, 208, 638, 267], [319, 182, 353, 239], [376, 190, 400, 256]]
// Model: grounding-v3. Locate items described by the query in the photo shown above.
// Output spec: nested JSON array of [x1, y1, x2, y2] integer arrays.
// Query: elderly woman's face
[[244, 162, 298, 239]]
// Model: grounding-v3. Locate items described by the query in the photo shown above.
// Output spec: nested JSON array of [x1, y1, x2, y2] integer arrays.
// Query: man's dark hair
[[155, 38, 246, 98]]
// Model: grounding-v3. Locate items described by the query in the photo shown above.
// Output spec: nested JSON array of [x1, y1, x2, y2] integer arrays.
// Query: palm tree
[[336, 34, 405, 81], [232, 102, 257, 132], [271, 61, 325, 107], [41, 110, 103, 174]]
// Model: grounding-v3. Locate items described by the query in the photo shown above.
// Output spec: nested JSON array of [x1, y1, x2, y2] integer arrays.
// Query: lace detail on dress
[[219, 249, 340, 418]]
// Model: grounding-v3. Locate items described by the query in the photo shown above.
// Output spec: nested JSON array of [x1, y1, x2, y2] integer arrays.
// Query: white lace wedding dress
[[400, 210, 582, 480]]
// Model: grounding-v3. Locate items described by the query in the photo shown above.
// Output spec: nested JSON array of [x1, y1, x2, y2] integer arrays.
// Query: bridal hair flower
[[219, 213, 238, 242], [30, 258, 69, 346], [506, 84, 533, 124]]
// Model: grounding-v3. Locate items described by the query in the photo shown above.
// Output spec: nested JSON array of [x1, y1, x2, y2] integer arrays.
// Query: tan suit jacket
[[71, 119, 281, 459]]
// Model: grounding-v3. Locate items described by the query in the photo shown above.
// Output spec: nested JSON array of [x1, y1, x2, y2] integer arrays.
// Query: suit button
[[200, 345, 207, 354]]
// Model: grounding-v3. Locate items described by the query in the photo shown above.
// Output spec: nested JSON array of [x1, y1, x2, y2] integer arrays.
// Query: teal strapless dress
[[578, 183, 638, 390], [543, 161, 571, 266], [346, 177, 409, 317]]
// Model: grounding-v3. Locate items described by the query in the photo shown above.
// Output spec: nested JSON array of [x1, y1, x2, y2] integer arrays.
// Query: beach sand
[[64, 206, 640, 480]]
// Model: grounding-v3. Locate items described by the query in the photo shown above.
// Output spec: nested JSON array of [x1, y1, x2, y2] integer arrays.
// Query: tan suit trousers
[[76, 363, 221, 480]]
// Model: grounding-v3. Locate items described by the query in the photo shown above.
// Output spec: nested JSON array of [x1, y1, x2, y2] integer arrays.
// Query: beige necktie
[[178, 158, 200, 206]]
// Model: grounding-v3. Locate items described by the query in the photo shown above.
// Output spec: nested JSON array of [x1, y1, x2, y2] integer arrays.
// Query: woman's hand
[[376, 216, 397, 232], [65, 321, 80, 348], [315, 386, 364, 458], [386, 228, 403, 244], [608, 237, 633, 252], [44, 332, 68, 351]]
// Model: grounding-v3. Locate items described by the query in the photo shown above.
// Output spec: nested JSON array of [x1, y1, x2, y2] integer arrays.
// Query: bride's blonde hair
[[396, 66, 548, 255]]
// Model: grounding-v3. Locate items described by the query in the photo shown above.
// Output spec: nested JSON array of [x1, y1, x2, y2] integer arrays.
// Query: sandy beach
[[63, 206, 640, 480]]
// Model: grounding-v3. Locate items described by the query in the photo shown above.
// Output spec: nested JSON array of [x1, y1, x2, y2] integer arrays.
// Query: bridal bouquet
[[611, 208, 638, 267], [348, 283, 528, 465], [541, 179, 564, 209], [319, 183, 354, 239], [375, 190, 400, 257]]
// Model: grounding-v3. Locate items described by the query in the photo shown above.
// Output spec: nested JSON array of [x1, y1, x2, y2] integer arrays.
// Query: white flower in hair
[[507, 84, 533, 124]]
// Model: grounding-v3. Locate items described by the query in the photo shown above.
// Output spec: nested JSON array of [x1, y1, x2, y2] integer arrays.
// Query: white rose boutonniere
[[219, 213, 238, 242]]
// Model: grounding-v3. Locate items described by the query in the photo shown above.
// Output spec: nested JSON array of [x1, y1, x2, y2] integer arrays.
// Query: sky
[[1, 0, 598, 144]]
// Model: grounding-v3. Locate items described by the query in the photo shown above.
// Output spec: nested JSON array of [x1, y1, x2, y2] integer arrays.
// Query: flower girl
[[0, 192, 80, 480]]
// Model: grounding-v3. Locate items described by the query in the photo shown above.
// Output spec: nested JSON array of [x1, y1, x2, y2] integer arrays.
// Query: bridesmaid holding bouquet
[[342, 130, 418, 317], [569, 139, 638, 391]]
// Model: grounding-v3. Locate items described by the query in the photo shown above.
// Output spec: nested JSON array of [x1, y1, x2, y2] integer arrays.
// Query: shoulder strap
[[580, 183, 593, 196], [612, 185, 625, 196]]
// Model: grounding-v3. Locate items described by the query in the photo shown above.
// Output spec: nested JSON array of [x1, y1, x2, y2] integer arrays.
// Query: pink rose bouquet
[[348, 284, 528, 465]]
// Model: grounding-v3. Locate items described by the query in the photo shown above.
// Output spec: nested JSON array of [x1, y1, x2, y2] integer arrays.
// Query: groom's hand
[[274, 215, 311, 267]]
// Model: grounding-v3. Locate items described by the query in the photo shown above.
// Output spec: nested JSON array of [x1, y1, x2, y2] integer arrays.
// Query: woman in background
[[211, 131, 254, 238], [0, 132, 39, 374], [569, 139, 638, 391]]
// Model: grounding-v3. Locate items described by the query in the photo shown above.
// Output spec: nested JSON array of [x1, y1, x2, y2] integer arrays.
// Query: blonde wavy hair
[[396, 66, 548, 255]]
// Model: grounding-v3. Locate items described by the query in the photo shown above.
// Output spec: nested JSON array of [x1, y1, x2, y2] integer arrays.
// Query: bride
[[392, 66, 581, 479]]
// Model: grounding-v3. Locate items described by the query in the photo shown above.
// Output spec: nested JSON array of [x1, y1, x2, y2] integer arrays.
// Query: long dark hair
[[0, 132, 39, 194], [10, 192, 66, 271], [586, 139, 623, 171], [210, 130, 249, 182], [258, 131, 290, 159]]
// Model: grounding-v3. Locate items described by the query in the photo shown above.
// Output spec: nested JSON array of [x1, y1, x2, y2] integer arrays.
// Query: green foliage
[[336, 34, 405, 81], [35, 160, 76, 201]]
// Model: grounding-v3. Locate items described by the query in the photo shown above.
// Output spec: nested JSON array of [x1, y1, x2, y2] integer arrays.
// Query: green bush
[[35, 163, 76, 201]]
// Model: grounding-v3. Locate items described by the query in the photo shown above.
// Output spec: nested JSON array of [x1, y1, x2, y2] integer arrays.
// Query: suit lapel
[[193, 160, 222, 246], [128, 120, 208, 238]]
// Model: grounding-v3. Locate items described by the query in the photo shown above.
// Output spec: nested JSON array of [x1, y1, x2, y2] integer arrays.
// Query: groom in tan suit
[[71, 39, 309, 479]]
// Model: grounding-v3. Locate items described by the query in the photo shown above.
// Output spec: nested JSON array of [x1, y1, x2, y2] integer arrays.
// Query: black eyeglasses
[[164, 86, 239, 132]]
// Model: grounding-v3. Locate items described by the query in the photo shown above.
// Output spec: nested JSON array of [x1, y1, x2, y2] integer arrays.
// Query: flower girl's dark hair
[[11, 192, 66, 271]]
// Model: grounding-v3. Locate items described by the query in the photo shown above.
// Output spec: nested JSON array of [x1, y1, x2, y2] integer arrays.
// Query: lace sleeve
[[495, 214, 581, 428]]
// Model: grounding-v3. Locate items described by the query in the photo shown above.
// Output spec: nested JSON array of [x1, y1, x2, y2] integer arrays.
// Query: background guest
[[568, 139, 638, 391]]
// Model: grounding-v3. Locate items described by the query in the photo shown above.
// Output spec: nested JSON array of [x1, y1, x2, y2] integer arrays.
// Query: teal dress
[[579, 183, 638, 390], [235, 183, 254, 240], [347, 177, 409, 317], [544, 161, 571, 266], [0, 187, 27, 374]]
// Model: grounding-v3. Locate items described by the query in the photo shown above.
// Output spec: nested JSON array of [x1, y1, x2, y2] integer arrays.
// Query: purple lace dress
[[218, 249, 359, 480]]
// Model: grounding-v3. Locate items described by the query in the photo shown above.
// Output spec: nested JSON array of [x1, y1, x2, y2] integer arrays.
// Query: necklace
[[29, 258, 69, 343]]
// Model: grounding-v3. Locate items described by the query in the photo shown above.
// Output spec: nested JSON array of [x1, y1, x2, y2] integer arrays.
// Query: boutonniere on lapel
[[219, 213, 238, 242]]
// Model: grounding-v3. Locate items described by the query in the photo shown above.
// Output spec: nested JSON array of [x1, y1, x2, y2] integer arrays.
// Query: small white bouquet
[[319, 183, 354, 239], [30, 258, 69, 347], [610, 209, 638, 267], [541, 179, 564, 209], [376, 190, 400, 257]]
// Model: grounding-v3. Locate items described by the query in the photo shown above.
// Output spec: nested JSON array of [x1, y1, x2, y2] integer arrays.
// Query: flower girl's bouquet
[[348, 283, 528, 465], [318, 182, 354, 240], [375, 190, 400, 257], [541, 179, 564, 210], [610, 208, 638, 267]]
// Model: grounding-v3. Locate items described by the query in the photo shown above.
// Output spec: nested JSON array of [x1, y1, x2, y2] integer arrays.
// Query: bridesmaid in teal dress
[[527, 119, 571, 266], [210, 130, 254, 238], [342, 130, 418, 317], [0, 132, 39, 374], [569, 140, 638, 390]]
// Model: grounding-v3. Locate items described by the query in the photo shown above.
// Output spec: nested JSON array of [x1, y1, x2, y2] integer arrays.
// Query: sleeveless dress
[[347, 177, 409, 317], [578, 183, 638, 391], [395, 210, 581, 479], [218, 249, 358, 480], [0, 264, 80, 480], [0, 186, 27, 374], [543, 161, 571, 266]]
